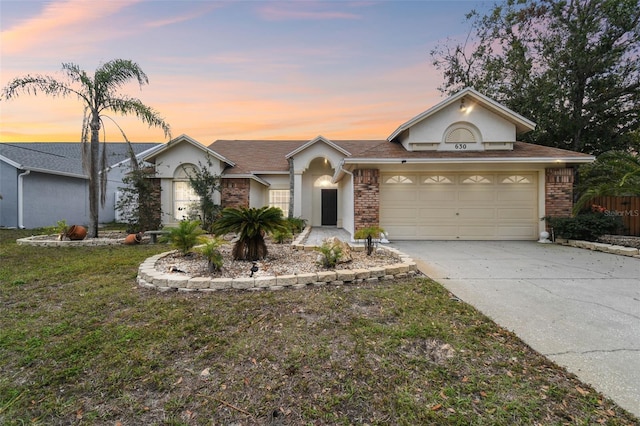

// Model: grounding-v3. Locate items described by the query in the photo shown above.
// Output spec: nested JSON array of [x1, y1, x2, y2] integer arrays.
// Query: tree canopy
[[431, 0, 640, 155]]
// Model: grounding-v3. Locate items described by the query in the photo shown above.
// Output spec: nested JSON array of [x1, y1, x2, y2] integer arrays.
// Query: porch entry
[[321, 189, 337, 226]]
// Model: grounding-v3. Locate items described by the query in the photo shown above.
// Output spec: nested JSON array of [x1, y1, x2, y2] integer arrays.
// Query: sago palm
[[1, 60, 171, 237], [212, 207, 288, 261]]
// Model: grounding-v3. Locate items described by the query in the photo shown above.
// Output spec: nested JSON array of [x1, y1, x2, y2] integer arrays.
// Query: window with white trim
[[423, 175, 453, 184], [385, 175, 413, 184], [269, 190, 290, 217], [462, 175, 491, 184], [501, 175, 531, 184]]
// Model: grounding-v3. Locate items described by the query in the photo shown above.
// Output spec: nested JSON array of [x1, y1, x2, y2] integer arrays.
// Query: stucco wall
[[403, 102, 516, 149]]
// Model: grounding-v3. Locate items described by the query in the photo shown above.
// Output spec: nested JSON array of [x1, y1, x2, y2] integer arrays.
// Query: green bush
[[167, 220, 206, 255], [285, 217, 307, 234], [271, 228, 293, 244], [545, 213, 621, 241], [315, 241, 342, 269], [199, 237, 225, 272]]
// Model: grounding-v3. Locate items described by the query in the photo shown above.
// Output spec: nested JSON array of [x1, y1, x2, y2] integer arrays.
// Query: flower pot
[[65, 225, 87, 241], [124, 232, 143, 245]]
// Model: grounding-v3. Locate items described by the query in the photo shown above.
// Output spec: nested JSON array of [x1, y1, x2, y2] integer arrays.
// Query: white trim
[[285, 135, 351, 158], [222, 173, 270, 187], [388, 87, 536, 141], [145, 134, 235, 167], [343, 156, 594, 165]]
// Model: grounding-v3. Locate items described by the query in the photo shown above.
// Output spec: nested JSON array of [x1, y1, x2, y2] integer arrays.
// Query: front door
[[321, 189, 337, 226]]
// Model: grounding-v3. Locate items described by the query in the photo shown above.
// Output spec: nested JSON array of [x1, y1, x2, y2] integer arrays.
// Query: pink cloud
[[1, 0, 140, 55]]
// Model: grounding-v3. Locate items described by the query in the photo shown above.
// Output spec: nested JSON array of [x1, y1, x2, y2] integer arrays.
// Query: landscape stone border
[[16, 234, 128, 247], [137, 245, 420, 293], [555, 238, 640, 258]]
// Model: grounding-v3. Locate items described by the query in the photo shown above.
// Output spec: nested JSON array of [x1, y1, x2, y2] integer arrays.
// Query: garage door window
[[462, 175, 491, 184], [385, 175, 413, 184], [501, 175, 531, 184], [424, 175, 453, 184]]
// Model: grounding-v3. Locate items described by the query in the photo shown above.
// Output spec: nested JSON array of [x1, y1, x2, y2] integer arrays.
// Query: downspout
[[288, 157, 294, 219], [18, 169, 30, 229]]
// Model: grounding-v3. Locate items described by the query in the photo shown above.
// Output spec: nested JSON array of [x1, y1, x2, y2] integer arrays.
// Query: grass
[[0, 228, 637, 425]]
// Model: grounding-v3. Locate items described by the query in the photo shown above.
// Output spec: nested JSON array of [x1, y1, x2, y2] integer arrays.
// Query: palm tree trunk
[[88, 117, 101, 238]]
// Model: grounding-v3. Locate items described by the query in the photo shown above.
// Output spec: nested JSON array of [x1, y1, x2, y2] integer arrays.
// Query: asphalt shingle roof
[[0, 142, 161, 177], [209, 139, 593, 176]]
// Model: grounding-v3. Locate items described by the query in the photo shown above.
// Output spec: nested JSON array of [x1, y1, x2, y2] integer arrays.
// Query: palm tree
[[1, 60, 171, 237], [574, 150, 640, 214], [212, 206, 288, 261]]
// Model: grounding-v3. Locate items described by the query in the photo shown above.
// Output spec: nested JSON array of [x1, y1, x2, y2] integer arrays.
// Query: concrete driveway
[[389, 240, 640, 417]]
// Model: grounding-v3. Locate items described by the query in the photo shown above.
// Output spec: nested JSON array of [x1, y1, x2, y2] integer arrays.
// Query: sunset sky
[[0, 0, 493, 144]]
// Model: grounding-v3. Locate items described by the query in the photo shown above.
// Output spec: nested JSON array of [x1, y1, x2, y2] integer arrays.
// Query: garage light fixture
[[459, 98, 467, 111]]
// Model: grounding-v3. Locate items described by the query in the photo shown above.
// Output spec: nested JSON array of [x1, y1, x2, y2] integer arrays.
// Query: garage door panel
[[496, 225, 537, 239], [380, 207, 415, 220], [497, 190, 536, 202], [417, 225, 458, 237], [380, 172, 539, 240], [385, 225, 418, 239], [458, 190, 496, 202], [417, 208, 456, 219], [380, 190, 416, 203], [498, 208, 536, 219], [418, 190, 456, 202], [458, 225, 497, 237], [459, 207, 495, 219]]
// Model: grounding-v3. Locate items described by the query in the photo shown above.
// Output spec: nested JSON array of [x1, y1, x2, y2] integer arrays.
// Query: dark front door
[[321, 189, 338, 226]]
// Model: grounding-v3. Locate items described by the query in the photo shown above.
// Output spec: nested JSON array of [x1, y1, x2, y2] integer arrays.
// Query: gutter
[[17, 170, 30, 229]]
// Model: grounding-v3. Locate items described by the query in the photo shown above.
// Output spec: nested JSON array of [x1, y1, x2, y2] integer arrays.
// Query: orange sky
[[0, 1, 491, 144]]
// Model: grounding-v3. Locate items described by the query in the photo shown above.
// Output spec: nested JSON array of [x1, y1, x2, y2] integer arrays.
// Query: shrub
[[167, 220, 206, 255], [199, 237, 225, 272], [285, 217, 307, 234], [315, 241, 342, 269], [354, 226, 385, 255], [271, 228, 293, 244], [544, 213, 621, 241]]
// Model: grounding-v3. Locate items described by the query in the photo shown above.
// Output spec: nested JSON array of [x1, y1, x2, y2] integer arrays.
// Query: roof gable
[[285, 135, 351, 158], [144, 134, 234, 166], [387, 88, 536, 152]]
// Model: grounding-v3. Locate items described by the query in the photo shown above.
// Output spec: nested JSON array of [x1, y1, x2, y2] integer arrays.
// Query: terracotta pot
[[124, 232, 143, 245], [66, 225, 87, 241]]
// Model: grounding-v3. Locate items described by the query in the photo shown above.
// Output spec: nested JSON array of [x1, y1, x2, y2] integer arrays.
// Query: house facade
[[0, 142, 161, 229], [146, 88, 594, 240]]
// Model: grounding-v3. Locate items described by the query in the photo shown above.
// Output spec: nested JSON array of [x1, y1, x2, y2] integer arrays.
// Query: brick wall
[[221, 178, 250, 209], [353, 169, 380, 230], [545, 168, 574, 217]]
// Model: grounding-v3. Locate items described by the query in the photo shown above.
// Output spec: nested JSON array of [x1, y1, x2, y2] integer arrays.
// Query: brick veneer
[[221, 178, 250, 209], [545, 168, 574, 217], [353, 169, 380, 230]]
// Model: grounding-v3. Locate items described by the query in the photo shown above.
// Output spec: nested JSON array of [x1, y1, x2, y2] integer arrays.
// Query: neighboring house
[[145, 88, 594, 240], [0, 142, 161, 229]]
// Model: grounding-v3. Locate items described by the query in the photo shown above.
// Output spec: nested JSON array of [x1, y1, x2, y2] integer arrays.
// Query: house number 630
[[455, 143, 467, 150]]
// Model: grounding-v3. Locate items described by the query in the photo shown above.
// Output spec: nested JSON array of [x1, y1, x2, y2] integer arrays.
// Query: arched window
[[423, 175, 453, 184], [502, 175, 531, 184], [385, 175, 413, 184], [314, 175, 337, 188], [462, 175, 491, 184]]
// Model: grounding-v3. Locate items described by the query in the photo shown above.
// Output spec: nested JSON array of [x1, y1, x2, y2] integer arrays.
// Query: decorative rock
[[276, 275, 298, 286], [187, 277, 210, 289], [296, 273, 317, 285], [335, 269, 356, 282], [255, 276, 277, 288], [232, 278, 255, 289], [211, 278, 233, 290], [316, 271, 337, 282]]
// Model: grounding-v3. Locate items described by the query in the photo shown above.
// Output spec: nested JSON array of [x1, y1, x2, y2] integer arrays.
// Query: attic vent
[[445, 128, 476, 143]]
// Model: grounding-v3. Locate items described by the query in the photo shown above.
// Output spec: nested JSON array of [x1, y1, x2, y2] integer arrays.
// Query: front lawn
[[0, 228, 636, 425]]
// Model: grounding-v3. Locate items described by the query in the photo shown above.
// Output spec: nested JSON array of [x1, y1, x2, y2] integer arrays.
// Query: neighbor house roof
[[0, 142, 162, 178], [210, 138, 594, 178]]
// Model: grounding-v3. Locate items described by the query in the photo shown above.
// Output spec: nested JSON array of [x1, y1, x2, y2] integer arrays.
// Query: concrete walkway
[[389, 240, 640, 417]]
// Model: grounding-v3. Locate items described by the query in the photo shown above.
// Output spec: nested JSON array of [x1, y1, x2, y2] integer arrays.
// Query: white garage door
[[380, 172, 538, 240]]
